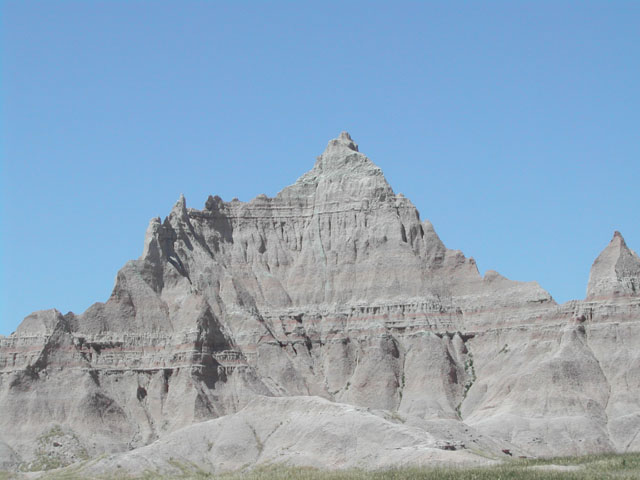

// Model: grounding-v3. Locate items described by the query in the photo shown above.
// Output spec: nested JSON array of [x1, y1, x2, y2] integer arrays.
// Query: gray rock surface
[[79, 396, 495, 476], [1, 132, 639, 473], [587, 231, 640, 300], [0, 442, 20, 471]]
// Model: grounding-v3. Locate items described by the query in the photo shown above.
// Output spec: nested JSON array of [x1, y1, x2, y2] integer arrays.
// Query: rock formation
[[587, 231, 640, 300], [1, 132, 639, 474]]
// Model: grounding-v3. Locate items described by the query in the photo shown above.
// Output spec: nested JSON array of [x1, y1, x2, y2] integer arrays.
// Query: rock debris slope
[[1, 132, 639, 473]]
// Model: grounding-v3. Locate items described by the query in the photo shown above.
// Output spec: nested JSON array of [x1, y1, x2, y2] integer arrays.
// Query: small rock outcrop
[[0, 133, 639, 474]]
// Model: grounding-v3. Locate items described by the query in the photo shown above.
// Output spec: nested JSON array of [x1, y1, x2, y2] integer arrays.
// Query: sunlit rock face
[[1, 133, 639, 472], [587, 231, 640, 300]]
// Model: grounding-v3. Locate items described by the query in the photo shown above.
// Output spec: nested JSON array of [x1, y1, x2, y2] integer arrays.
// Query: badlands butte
[[1, 132, 640, 475]]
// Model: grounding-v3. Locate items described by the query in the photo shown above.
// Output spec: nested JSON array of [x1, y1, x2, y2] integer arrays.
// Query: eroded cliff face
[[1, 132, 639, 470]]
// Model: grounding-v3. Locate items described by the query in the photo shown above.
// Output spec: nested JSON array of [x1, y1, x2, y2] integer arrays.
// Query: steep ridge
[[0, 133, 639, 472]]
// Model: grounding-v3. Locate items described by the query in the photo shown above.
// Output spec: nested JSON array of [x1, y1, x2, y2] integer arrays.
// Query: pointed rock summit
[[326, 131, 359, 152], [586, 231, 640, 299], [314, 131, 378, 176], [278, 131, 393, 203]]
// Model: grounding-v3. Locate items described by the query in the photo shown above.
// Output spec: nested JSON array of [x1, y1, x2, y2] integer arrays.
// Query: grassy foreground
[[2, 452, 640, 480]]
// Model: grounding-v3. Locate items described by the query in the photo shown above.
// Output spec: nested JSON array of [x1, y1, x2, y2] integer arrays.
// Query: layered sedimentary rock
[[1, 132, 639, 472]]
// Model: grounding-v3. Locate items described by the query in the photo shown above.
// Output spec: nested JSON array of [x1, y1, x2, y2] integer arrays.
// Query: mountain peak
[[586, 230, 640, 300], [315, 131, 375, 175], [324, 131, 359, 153], [612, 230, 625, 243], [277, 132, 394, 203]]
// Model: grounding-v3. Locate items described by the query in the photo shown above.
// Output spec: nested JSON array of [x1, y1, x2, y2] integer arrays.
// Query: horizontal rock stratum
[[1, 132, 639, 474]]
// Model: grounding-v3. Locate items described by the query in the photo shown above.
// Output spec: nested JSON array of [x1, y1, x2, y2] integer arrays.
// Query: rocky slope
[[1, 132, 639, 473], [79, 396, 495, 476]]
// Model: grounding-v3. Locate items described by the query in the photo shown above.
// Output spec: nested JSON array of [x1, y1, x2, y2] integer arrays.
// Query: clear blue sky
[[2, 1, 639, 335]]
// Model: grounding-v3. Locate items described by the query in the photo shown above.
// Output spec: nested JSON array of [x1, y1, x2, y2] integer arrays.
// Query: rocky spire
[[171, 193, 187, 216], [586, 231, 640, 300], [324, 131, 359, 153], [277, 132, 393, 202], [314, 131, 376, 175]]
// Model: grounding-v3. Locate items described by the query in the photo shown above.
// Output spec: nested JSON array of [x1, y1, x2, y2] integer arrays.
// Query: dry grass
[[3, 451, 640, 480]]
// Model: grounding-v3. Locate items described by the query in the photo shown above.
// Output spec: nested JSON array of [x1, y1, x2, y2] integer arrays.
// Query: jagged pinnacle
[[587, 230, 640, 299], [324, 131, 359, 153]]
